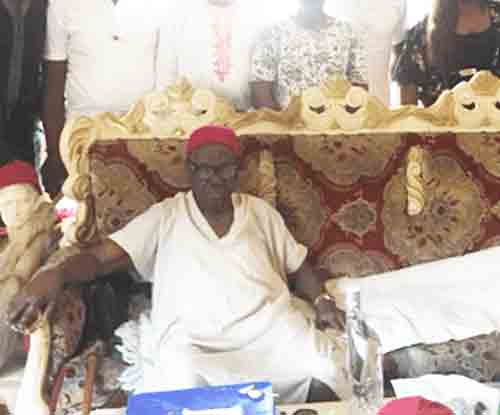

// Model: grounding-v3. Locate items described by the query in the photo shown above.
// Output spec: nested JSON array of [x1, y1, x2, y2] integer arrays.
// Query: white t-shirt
[[156, 1, 263, 111], [110, 192, 308, 349], [330, 0, 408, 105], [45, 0, 169, 117]]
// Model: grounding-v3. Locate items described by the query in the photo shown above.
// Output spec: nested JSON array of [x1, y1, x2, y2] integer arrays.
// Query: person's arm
[[42, 0, 70, 197], [41, 60, 67, 197], [7, 239, 132, 332], [250, 26, 281, 110], [7, 197, 167, 332], [267, 202, 344, 330], [250, 80, 280, 110], [290, 260, 329, 305], [400, 83, 418, 105], [347, 28, 369, 91], [290, 260, 345, 330]]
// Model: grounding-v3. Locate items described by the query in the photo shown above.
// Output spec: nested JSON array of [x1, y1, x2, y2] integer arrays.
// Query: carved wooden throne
[[15, 72, 500, 414]]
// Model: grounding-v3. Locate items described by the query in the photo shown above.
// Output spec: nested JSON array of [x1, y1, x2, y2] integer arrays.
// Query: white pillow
[[327, 246, 500, 353]]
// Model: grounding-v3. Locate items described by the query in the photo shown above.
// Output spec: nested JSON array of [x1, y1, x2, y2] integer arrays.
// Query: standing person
[[250, 0, 368, 111], [156, 0, 263, 111], [331, 0, 408, 106], [42, 0, 168, 196], [392, 0, 500, 106], [0, 0, 47, 371]]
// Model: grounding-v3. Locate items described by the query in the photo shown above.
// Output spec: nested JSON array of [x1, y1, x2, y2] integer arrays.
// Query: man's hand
[[41, 159, 67, 199], [314, 294, 345, 331], [6, 268, 64, 333]]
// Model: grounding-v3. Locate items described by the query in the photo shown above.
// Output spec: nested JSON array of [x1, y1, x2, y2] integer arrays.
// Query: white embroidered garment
[[111, 192, 347, 403], [156, 1, 262, 110]]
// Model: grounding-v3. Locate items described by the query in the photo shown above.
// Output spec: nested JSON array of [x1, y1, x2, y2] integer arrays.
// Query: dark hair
[[427, 0, 489, 79]]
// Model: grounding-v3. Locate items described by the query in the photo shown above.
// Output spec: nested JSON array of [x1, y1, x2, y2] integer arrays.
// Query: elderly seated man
[[7, 125, 347, 403]]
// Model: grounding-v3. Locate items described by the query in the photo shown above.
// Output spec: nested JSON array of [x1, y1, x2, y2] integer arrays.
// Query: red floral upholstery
[[48, 132, 500, 413]]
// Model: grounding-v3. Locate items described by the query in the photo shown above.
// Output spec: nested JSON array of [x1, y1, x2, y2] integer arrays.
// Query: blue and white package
[[127, 382, 275, 415]]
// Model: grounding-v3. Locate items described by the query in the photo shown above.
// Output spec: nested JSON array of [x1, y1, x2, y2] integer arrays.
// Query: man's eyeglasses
[[187, 159, 239, 180]]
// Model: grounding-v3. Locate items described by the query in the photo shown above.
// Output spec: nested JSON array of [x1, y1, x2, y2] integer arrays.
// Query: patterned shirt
[[251, 16, 368, 109], [392, 1, 500, 106]]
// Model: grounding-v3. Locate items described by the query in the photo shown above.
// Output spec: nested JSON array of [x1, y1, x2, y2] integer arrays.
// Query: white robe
[[155, 1, 263, 111], [111, 192, 347, 403]]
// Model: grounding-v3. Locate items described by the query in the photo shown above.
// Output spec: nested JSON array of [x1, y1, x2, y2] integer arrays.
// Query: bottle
[[345, 284, 384, 415]]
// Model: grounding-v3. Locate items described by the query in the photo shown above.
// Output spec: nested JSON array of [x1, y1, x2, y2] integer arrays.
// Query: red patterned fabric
[[0, 160, 39, 191], [88, 133, 500, 275]]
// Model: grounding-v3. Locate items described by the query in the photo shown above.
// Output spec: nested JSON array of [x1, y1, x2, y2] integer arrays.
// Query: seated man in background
[[42, 0, 169, 196], [7, 125, 347, 403], [156, 0, 263, 111], [0, 0, 47, 372], [250, 0, 368, 110], [331, 0, 408, 106]]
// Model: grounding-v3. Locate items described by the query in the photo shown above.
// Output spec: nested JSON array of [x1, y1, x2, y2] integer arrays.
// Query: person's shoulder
[[262, 18, 296, 36], [150, 192, 187, 216], [400, 16, 427, 44], [47, 0, 70, 10], [240, 193, 282, 221], [489, 1, 500, 27], [48, 0, 81, 8], [327, 15, 359, 37]]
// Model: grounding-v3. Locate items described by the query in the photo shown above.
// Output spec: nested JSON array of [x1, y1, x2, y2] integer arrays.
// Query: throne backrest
[[62, 73, 500, 277], [85, 138, 276, 237]]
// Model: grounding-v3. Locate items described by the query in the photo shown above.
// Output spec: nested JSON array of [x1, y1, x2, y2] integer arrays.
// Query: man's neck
[[193, 192, 233, 218], [196, 196, 235, 238], [295, 9, 328, 31]]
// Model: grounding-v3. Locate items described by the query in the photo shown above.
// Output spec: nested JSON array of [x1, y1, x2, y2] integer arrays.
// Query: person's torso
[[151, 192, 291, 349], [453, 25, 498, 74], [62, 0, 163, 116], [0, 0, 45, 164], [331, 0, 407, 104], [413, 2, 500, 105], [272, 17, 357, 108], [172, 3, 261, 111]]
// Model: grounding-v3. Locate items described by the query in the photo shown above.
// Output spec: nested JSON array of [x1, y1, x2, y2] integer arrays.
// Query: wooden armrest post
[[14, 319, 51, 415], [82, 352, 98, 415]]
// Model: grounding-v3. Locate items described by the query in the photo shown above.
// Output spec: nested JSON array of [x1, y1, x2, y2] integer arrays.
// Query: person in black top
[[0, 0, 47, 371], [0, 0, 46, 169], [392, 0, 500, 106]]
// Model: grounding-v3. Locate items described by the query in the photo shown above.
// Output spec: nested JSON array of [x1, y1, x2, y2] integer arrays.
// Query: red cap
[[378, 397, 454, 415], [0, 160, 40, 191], [186, 125, 241, 156]]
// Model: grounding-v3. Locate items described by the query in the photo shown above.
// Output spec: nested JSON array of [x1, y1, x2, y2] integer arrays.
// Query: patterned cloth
[[251, 17, 368, 108], [386, 332, 500, 384], [392, 1, 500, 106]]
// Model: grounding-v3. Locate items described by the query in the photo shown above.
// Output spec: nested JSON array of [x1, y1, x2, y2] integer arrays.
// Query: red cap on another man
[[186, 125, 241, 156], [378, 397, 454, 415]]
